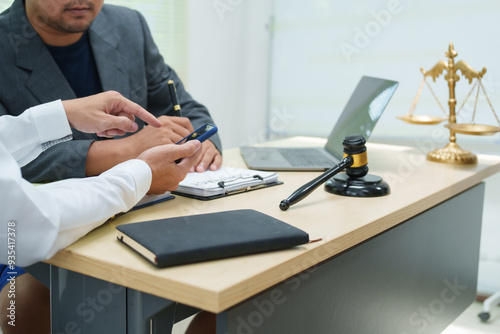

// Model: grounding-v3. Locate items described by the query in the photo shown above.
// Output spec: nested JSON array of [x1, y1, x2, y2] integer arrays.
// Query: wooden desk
[[38, 138, 500, 333]]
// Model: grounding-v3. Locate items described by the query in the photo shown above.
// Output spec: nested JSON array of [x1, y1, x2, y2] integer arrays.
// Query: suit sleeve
[[136, 11, 223, 152], [19, 134, 95, 182]]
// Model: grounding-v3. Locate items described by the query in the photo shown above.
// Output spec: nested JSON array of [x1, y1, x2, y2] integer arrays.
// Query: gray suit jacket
[[0, 0, 221, 182]]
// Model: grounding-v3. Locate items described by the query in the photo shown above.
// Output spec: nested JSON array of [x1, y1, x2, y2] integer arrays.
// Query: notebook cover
[[131, 194, 175, 211], [116, 209, 309, 267]]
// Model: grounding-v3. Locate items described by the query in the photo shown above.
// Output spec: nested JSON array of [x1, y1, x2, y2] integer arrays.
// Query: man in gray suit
[[0, 1, 218, 333], [0, 0, 222, 183]]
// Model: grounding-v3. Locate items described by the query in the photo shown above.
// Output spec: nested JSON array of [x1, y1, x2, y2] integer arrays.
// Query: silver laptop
[[240, 76, 398, 171]]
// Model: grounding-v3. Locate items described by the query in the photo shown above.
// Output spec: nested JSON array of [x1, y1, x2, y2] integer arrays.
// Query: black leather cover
[[116, 209, 309, 267]]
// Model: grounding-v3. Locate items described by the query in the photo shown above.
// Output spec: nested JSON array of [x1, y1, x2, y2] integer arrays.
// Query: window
[[107, 0, 189, 84], [270, 0, 500, 144]]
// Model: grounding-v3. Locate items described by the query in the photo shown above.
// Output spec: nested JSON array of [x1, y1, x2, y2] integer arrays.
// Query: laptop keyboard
[[278, 148, 334, 167]]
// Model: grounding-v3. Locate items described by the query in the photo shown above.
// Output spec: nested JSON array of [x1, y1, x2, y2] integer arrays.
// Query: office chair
[[478, 291, 500, 322]]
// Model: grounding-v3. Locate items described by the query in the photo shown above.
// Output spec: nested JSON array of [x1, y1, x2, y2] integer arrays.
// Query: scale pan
[[445, 123, 500, 136], [397, 115, 447, 125]]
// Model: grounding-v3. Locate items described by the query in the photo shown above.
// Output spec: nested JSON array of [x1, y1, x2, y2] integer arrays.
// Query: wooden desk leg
[[217, 183, 485, 334]]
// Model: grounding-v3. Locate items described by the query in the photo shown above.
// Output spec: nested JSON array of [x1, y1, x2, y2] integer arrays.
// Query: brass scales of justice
[[398, 43, 500, 164]]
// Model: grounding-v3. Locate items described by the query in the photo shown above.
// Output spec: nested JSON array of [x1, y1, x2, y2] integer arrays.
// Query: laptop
[[240, 76, 398, 171]]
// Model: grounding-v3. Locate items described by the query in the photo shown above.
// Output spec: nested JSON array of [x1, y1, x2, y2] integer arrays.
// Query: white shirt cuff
[[29, 100, 72, 145], [106, 159, 152, 202]]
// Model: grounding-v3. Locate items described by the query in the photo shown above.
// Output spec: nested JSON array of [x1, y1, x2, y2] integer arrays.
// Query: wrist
[[85, 138, 138, 176], [61, 100, 77, 128], [120, 133, 145, 158]]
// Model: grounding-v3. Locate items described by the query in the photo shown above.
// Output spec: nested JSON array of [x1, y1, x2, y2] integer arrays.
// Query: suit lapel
[[23, 49, 77, 102], [89, 15, 130, 98], [11, 0, 76, 103]]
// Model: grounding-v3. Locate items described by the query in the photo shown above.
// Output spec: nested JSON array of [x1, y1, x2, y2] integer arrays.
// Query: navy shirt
[[46, 31, 103, 98]]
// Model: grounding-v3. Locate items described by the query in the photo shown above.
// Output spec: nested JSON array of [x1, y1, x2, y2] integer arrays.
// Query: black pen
[[167, 79, 182, 117]]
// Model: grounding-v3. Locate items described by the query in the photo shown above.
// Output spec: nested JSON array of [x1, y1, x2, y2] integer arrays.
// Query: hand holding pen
[[167, 79, 223, 172], [167, 80, 183, 117]]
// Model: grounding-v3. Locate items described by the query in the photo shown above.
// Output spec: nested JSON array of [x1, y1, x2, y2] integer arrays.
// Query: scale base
[[324, 174, 390, 197], [427, 142, 477, 165]]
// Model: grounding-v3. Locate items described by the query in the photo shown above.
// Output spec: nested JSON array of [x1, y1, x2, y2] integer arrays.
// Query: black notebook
[[116, 209, 309, 268]]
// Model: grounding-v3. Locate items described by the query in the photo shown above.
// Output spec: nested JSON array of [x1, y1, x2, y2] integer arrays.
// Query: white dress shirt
[[0, 100, 152, 267]]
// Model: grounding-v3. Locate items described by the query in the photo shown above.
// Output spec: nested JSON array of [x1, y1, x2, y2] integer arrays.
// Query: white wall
[[268, 0, 500, 295], [187, 0, 500, 294], [187, 0, 274, 152]]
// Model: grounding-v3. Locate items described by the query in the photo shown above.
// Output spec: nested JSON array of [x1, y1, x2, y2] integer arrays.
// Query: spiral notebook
[[173, 167, 282, 200]]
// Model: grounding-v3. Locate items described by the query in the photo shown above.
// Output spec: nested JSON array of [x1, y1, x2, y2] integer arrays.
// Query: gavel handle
[[279, 156, 353, 211]]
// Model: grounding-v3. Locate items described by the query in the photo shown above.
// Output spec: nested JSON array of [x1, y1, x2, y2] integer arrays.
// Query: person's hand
[[122, 115, 194, 157], [62, 91, 162, 137], [190, 140, 223, 172], [137, 140, 202, 194]]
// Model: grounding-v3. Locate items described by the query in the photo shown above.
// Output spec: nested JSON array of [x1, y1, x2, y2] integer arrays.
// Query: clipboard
[[172, 167, 283, 200]]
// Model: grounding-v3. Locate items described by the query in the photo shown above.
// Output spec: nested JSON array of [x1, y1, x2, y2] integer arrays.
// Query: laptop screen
[[324, 76, 399, 159]]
